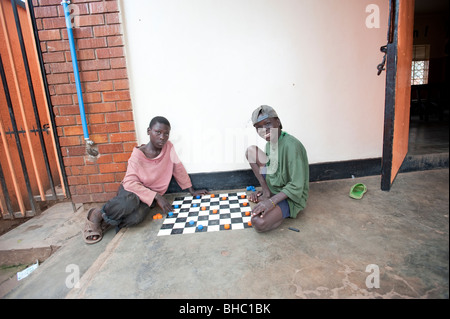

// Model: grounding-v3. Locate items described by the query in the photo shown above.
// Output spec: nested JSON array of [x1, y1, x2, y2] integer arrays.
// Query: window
[[411, 45, 430, 85]]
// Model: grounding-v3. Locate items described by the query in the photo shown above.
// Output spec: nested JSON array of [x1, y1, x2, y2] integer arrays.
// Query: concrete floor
[[2, 169, 449, 299]]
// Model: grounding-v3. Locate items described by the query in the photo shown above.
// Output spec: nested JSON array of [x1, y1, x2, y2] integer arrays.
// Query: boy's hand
[[248, 191, 262, 203], [191, 189, 209, 197], [248, 191, 271, 203], [251, 199, 273, 217], [155, 193, 172, 213]]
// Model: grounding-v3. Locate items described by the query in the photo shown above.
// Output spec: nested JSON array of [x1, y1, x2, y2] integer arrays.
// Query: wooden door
[[381, 0, 415, 191]]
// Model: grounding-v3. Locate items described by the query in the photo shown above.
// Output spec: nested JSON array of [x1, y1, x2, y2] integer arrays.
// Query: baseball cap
[[251, 105, 279, 125]]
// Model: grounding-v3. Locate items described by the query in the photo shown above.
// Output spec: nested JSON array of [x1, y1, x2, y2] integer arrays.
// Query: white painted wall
[[120, 0, 388, 173]]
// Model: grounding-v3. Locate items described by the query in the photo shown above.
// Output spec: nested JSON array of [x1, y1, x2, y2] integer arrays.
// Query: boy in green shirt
[[245, 105, 309, 232]]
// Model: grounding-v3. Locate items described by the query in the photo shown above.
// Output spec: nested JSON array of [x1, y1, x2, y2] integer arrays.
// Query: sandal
[[83, 208, 103, 244], [349, 183, 367, 199]]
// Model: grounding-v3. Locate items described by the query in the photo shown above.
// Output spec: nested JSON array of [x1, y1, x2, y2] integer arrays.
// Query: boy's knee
[[120, 205, 150, 228], [251, 215, 269, 233], [246, 145, 258, 162]]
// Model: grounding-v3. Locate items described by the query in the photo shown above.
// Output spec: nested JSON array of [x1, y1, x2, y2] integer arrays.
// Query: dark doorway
[[408, 0, 449, 156]]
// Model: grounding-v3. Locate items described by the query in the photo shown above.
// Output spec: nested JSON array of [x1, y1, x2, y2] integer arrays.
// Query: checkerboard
[[157, 192, 253, 236]]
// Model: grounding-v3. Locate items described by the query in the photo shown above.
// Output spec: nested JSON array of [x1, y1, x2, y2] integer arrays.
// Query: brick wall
[[33, 0, 137, 204]]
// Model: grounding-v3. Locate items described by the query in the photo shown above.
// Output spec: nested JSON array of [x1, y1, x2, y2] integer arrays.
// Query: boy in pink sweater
[[84, 116, 207, 244]]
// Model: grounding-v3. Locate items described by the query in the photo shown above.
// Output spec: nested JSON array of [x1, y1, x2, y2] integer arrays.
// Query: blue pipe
[[61, 0, 90, 142]]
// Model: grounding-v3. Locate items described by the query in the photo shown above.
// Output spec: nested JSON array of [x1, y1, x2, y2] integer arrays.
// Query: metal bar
[[26, 0, 70, 199], [0, 160, 14, 217], [11, 0, 56, 200], [0, 55, 28, 216], [0, 0, 45, 201]]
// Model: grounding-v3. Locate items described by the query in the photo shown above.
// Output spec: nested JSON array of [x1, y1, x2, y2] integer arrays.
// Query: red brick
[[55, 115, 77, 126], [99, 163, 126, 174], [95, 154, 113, 164], [46, 40, 70, 51], [119, 121, 136, 132], [42, 17, 66, 29], [96, 47, 123, 59], [89, 122, 119, 135], [98, 143, 123, 154], [38, 29, 61, 41], [51, 62, 74, 73], [39, 0, 67, 6], [107, 35, 123, 47], [116, 101, 132, 111], [66, 49, 95, 61], [103, 90, 130, 102], [58, 105, 82, 116], [87, 102, 116, 113], [87, 113, 105, 124], [110, 57, 126, 69], [53, 83, 76, 95], [46, 73, 69, 84], [77, 71, 99, 82], [85, 81, 113, 92], [114, 79, 129, 90], [105, 12, 120, 24], [99, 69, 128, 81], [104, 182, 120, 193], [90, 1, 119, 14], [77, 14, 105, 27], [40, 41, 47, 53], [79, 92, 102, 103], [51, 94, 73, 106], [34, 6, 58, 18], [88, 173, 115, 184], [43, 52, 65, 63], [75, 184, 104, 195], [90, 133, 108, 144], [79, 59, 110, 71], [70, 164, 99, 176], [67, 175, 88, 186], [110, 132, 136, 143], [64, 156, 85, 166], [105, 111, 133, 122], [59, 136, 82, 146], [123, 142, 138, 152], [63, 145, 84, 157], [93, 24, 122, 37], [64, 125, 84, 136], [76, 37, 107, 49], [115, 172, 126, 182], [112, 152, 131, 163]]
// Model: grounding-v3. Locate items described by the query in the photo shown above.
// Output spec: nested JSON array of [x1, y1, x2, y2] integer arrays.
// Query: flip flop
[[349, 183, 367, 199], [83, 208, 103, 244]]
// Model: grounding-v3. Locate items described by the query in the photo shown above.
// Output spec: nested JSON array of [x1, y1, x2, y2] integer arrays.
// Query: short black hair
[[149, 116, 171, 129]]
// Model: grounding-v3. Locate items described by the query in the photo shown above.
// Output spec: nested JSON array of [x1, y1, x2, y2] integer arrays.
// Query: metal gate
[[0, 0, 69, 218]]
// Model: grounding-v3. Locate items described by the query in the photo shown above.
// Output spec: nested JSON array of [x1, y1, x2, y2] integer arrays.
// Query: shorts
[[262, 172, 290, 218]]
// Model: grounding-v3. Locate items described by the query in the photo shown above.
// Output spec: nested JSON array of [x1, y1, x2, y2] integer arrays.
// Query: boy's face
[[147, 122, 170, 149], [254, 117, 281, 142]]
